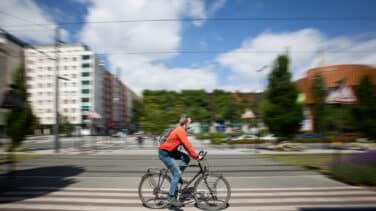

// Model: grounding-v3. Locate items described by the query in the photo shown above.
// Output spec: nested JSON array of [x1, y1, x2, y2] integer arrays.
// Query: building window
[[82, 63, 90, 68], [82, 72, 90, 77], [72, 74, 77, 78], [81, 98, 90, 102], [82, 89, 90, 94], [82, 55, 90, 60], [64, 66, 68, 70], [82, 81, 90, 85], [73, 57, 77, 61]]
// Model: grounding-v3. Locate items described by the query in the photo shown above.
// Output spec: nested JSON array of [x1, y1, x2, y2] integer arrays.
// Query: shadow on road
[[300, 208, 376, 211], [0, 165, 85, 203]]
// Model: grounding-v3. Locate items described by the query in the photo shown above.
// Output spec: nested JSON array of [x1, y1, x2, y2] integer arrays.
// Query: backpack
[[158, 127, 176, 144]]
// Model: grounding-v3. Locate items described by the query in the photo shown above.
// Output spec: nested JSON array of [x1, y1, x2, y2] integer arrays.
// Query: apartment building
[[24, 44, 104, 133], [102, 70, 139, 134]]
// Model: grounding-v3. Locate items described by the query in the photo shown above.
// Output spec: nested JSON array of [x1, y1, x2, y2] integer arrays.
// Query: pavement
[[0, 186, 375, 211], [0, 136, 375, 210]]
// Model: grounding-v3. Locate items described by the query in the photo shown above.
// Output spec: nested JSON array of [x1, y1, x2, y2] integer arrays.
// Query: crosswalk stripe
[[1, 196, 376, 204], [0, 187, 375, 210], [1, 190, 375, 198], [4, 186, 374, 191]]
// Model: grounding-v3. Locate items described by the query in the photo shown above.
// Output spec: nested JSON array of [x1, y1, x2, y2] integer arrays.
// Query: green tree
[[311, 73, 326, 134], [5, 66, 38, 152], [351, 75, 376, 139], [261, 55, 303, 139], [210, 90, 234, 122], [130, 99, 143, 131], [59, 114, 74, 136], [180, 90, 210, 122]]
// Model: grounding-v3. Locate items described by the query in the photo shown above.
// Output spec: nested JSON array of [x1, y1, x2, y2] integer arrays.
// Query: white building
[[24, 44, 104, 134]]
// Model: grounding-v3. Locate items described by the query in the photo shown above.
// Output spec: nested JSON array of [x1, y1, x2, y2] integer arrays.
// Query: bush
[[195, 133, 240, 140], [289, 138, 357, 143], [329, 150, 376, 186], [210, 138, 265, 145]]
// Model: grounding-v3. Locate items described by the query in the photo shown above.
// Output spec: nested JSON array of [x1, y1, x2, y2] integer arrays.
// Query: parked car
[[260, 134, 277, 141], [231, 134, 258, 141], [111, 131, 123, 137], [297, 133, 322, 139], [335, 133, 359, 141]]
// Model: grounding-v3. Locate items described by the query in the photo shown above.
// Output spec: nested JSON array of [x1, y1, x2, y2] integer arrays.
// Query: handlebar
[[198, 150, 208, 160]]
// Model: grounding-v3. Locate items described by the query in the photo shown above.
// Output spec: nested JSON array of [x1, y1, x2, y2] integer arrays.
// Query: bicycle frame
[[140, 151, 228, 209], [178, 160, 207, 192]]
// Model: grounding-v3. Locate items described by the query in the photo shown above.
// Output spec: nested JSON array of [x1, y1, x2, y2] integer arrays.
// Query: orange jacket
[[159, 126, 199, 160]]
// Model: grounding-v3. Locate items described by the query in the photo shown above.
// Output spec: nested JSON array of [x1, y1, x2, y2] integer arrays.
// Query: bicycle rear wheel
[[138, 171, 171, 209], [193, 173, 231, 210]]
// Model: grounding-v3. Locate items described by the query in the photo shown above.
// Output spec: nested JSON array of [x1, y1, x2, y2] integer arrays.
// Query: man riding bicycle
[[158, 114, 203, 207]]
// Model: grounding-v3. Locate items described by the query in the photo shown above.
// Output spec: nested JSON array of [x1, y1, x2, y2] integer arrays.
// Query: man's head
[[179, 114, 191, 127]]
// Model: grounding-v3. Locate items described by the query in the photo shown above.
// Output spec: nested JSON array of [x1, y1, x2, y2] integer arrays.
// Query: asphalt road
[[0, 153, 345, 189], [1, 140, 375, 211]]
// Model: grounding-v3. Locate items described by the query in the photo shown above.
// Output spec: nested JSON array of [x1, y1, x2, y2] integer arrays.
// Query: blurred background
[[0, 0, 375, 210]]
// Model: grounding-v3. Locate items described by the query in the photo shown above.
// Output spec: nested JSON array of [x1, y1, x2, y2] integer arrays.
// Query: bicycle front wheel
[[138, 171, 171, 209], [193, 173, 231, 210]]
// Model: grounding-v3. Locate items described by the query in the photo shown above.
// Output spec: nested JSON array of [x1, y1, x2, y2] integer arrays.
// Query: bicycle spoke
[[147, 175, 157, 188], [139, 172, 171, 209], [194, 174, 230, 210]]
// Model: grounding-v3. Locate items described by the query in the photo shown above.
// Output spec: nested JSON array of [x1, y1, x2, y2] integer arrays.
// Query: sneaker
[[166, 196, 183, 207]]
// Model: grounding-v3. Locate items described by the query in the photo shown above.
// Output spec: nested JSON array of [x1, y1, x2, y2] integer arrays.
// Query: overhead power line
[[0, 10, 55, 30], [95, 50, 375, 56], [2, 15, 376, 28], [26, 49, 375, 57]]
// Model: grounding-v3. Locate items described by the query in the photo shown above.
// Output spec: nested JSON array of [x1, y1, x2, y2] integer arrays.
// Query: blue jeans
[[158, 149, 190, 197]]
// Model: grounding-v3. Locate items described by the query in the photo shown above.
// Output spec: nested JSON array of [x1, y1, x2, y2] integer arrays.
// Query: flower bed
[[329, 150, 376, 186]]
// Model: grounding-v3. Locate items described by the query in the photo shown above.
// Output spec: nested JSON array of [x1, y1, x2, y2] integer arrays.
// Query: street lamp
[[256, 65, 269, 93], [53, 27, 69, 153]]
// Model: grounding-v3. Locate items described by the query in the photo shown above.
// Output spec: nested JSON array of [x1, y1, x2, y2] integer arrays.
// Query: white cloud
[[217, 28, 376, 91], [208, 0, 227, 14], [110, 55, 217, 94], [0, 0, 68, 43], [79, 0, 223, 95]]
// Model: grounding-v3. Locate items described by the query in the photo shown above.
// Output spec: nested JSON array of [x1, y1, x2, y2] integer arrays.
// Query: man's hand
[[198, 155, 204, 160]]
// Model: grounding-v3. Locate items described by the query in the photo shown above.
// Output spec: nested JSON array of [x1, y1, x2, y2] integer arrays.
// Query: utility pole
[[54, 27, 60, 153], [319, 47, 326, 66]]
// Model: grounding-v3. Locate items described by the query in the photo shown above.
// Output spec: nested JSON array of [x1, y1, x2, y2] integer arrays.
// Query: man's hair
[[179, 114, 190, 126]]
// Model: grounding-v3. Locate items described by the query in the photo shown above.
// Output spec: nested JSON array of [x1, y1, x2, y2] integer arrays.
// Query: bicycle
[[138, 151, 231, 210]]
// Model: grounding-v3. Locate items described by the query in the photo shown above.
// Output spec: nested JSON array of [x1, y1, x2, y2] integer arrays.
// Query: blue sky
[[1, 0, 376, 94]]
